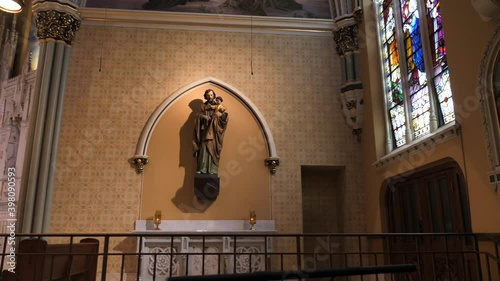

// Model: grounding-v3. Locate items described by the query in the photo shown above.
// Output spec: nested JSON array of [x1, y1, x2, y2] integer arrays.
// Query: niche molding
[[477, 26, 500, 192], [131, 77, 279, 174]]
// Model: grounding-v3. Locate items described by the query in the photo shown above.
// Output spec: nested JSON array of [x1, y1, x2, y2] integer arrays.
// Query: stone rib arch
[[478, 26, 500, 170], [132, 77, 278, 173]]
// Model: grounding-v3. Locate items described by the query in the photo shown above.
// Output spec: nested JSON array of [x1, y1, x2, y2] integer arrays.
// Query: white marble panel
[[134, 220, 276, 233]]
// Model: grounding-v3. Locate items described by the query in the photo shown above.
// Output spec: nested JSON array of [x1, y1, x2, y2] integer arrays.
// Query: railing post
[[495, 236, 500, 279], [415, 234, 421, 281], [0, 236, 7, 271], [136, 236, 143, 281], [460, 233, 468, 281], [153, 253, 158, 280], [264, 235, 268, 271], [474, 234, 484, 281], [328, 235, 333, 269], [296, 235, 302, 269], [444, 234, 452, 281], [170, 235, 175, 277], [101, 235, 110, 281], [234, 235, 238, 274], [183, 236, 190, 276], [120, 255, 125, 281]]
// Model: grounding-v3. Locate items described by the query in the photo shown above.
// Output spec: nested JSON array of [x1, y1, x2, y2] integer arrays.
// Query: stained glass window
[[378, 0, 406, 147], [377, 0, 455, 150]]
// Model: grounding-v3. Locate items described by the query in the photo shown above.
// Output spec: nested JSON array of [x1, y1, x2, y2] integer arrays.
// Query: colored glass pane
[[426, 0, 446, 67], [434, 69, 454, 124], [384, 61, 402, 109], [411, 87, 431, 138], [390, 105, 407, 147], [401, 0, 428, 92], [380, 0, 405, 145], [426, 0, 454, 125]]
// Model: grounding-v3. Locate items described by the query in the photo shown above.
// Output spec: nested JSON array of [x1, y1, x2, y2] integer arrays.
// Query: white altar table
[[134, 220, 276, 281]]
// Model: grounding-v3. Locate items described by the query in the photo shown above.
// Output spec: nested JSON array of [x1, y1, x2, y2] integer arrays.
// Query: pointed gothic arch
[[131, 77, 279, 173]]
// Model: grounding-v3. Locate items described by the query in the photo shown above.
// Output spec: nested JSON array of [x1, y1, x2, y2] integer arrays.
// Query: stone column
[[19, 0, 81, 233], [332, 2, 364, 141], [330, 1, 367, 264]]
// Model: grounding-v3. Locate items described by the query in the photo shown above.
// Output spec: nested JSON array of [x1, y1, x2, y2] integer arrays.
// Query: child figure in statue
[[212, 96, 226, 114]]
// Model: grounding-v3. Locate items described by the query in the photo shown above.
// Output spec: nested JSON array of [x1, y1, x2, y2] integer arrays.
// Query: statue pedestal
[[194, 174, 219, 201]]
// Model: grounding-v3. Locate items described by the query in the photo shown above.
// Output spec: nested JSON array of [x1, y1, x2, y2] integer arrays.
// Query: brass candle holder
[[154, 210, 161, 230], [249, 210, 256, 231]]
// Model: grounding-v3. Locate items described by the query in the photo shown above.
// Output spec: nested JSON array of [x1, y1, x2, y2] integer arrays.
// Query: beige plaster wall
[[52, 25, 364, 234], [360, 0, 500, 233]]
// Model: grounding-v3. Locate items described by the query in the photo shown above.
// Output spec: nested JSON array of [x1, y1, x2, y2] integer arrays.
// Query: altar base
[[134, 220, 276, 280]]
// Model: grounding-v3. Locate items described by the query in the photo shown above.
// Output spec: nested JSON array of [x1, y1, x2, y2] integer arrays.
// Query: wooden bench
[[1, 238, 99, 281]]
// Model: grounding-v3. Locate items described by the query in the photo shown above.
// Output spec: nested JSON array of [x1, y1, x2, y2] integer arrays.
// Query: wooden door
[[386, 162, 479, 281]]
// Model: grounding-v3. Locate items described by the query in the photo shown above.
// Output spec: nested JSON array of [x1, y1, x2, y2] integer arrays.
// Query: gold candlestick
[[249, 211, 256, 231], [154, 210, 161, 230]]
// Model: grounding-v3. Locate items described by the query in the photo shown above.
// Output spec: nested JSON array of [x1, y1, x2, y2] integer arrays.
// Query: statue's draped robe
[[193, 103, 229, 174]]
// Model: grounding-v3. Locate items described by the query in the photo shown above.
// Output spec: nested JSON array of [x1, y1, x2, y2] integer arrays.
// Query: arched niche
[[132, 77, 278, 220], [478, 27, 500, 171]]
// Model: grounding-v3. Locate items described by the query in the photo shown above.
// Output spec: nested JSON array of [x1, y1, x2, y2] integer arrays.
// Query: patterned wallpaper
[[52, 25, 365, 235]]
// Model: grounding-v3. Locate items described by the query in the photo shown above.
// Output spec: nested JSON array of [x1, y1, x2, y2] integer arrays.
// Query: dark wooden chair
[[1, 238, 99, 281]]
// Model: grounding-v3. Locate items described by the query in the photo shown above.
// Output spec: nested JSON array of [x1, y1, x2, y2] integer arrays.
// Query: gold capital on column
[[33, 1, 81, 46], [332, 25, 359, 56]]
